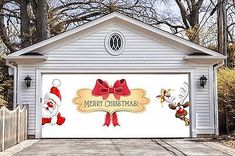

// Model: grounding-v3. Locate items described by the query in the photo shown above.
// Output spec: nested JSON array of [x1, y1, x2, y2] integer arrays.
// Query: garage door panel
[[41, 74, 190, 138]]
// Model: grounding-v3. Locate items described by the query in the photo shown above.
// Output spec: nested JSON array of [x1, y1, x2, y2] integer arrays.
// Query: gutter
[[6, 60, 17, 109], [213, 62, 224, 136]]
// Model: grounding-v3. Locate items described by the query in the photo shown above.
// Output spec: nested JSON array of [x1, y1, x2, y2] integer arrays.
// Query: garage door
[[41, 74, 190, 138]]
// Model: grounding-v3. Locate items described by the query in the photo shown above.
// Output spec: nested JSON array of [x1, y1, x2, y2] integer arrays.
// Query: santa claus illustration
[[42, 79, 65, 126]]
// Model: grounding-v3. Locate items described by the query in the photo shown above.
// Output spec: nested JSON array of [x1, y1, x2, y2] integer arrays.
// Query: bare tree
[[31, 0, 48, 42], [0, 0, 147, 52], [0, 0, 234, 53], [0, 0, 17, 52], [227, 0, 235, 43], [20, 0, 31, 47]]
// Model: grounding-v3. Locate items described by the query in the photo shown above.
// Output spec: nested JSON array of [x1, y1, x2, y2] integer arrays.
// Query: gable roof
[[6, 12, 225, 61]]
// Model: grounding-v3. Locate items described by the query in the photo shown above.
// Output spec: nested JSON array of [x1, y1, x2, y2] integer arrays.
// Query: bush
[[217, 68, 235, 134], [0, 57, 13, 109], [227, 43, 235, 68]]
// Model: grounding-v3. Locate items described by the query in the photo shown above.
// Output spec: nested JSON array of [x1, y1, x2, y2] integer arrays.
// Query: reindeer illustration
[[156, 82, 190, 126]]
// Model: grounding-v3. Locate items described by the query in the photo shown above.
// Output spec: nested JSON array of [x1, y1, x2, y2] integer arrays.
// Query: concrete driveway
[[4, 139, 234, 156]]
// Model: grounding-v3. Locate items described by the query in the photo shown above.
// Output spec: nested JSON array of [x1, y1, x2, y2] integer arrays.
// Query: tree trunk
[[217, 0, 227, 57], [20, 0, 31, 48], [188, 11, 200, 44], [33, 0, 48, 42]]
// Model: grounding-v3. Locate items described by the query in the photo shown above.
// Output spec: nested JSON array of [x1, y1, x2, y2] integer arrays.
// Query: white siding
[[194, 66, 215, 134], [42, 25, 191, 69], [18, 25, 214, 136], [18, 66, 36, 135]]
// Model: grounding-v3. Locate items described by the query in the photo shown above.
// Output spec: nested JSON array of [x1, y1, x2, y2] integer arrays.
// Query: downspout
[[213, 62, 224, 136], [6, 60, 17, 109]]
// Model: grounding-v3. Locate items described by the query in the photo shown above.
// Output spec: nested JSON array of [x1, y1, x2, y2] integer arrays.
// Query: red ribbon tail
[[103, 112, 111, 127], [112, 112, 120, 127]]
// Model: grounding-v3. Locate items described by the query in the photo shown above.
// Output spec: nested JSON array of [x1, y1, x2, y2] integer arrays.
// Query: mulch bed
[[194, 135, 235, 149], [218, 136, 235, 149]]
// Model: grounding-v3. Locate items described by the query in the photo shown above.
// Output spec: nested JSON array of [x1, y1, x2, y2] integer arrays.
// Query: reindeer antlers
[[179, 82, 189, 105], [156, 82, 189, 106]]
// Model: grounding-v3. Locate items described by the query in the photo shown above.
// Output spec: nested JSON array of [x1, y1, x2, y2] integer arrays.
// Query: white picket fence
[[0, 105, 28, 151]]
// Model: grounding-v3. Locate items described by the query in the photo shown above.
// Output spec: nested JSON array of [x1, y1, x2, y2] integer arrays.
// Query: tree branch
[[0, 13, 20, 19], [174, 0, 190, 29], [0, 0, 17, 52]]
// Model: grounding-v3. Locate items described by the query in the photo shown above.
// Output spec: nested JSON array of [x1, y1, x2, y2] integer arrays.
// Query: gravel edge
[[0, 139, 39, 156], [202, 142, 235, 156]]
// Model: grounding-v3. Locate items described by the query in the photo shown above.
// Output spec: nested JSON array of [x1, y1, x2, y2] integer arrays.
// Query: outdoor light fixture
[[199, 75, 207, 88], [24, 75, 32, 88]]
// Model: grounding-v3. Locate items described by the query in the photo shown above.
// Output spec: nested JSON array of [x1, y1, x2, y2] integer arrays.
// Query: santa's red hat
[[44, 79, 61, 105]]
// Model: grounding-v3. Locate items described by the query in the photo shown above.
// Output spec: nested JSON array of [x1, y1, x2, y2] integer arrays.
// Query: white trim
[[17, 65, 22, 105], [8, 12, 224, 58], [184, 56, 226, 59], [2, 107, 5, 150], [35, 69, 42, 138], [37, 69, 195, 73], [5, 56, 47, 59], [213, 63, 224, 135], [190, 70, 197, 137], [4, 56, 47, 64], [209, 65, 215, 134], [184, 56, 226, 64], [35, 69, 194, 138], [33, 68, 196, 74]]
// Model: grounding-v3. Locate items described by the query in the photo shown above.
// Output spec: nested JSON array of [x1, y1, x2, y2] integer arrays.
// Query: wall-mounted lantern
[[24, 75, 32, 88], [199, 75, 207, 88]]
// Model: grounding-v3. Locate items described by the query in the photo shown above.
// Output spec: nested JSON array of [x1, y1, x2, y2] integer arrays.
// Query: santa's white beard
[[42, 104, 59, 118]]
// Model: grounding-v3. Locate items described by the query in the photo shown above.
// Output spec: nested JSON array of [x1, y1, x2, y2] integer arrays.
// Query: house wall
[[194, 66, 215, 134], [17, 25, 215, 136]]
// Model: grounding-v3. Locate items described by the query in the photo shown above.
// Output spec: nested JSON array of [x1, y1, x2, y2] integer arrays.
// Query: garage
[[41, 74, 190, 138], [5, 12, 225, 138]]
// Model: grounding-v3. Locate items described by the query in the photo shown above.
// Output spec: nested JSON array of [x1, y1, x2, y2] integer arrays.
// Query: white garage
[[5, 12, 225, 138]]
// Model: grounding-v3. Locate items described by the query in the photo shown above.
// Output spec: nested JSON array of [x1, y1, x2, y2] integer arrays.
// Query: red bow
[[103, 112, 119, 127], [92, 79, 131, 127], [92, 79, 130, 100]]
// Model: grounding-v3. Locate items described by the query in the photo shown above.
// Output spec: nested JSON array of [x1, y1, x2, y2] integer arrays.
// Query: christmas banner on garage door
[[73, 79, 150, 126], [41, 74, 190, 138]]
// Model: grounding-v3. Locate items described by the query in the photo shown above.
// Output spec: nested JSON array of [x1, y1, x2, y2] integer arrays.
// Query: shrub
[[217, 68, 235, 134], [0, 57, 13, 109], [227, 43, 235, 68]]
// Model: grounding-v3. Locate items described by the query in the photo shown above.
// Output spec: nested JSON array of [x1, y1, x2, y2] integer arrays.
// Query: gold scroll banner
[[73, 89, 150, 114]]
